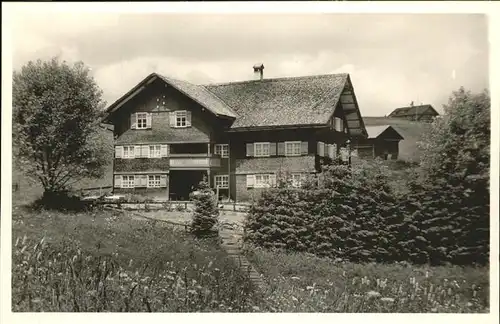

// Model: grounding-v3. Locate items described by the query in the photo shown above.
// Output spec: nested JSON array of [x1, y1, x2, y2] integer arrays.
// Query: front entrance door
[[169, 170, 206, 201]]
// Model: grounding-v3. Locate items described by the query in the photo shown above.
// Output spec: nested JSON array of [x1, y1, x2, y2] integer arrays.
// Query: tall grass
[[12, 208, 259, 312], [245, 247, 489, 313]]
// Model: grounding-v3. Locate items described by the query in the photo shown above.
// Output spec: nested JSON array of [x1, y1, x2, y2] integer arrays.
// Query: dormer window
[[136, 113, 148, 129]]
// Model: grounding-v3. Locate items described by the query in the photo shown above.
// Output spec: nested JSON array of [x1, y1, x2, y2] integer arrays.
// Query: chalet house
[[353, 125, 404, 160], [388, 104, 439, 122], [102, 64, 367, 201]]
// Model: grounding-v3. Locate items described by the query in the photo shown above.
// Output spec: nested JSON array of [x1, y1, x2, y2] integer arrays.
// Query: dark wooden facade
[[103, 72, 366, 201]]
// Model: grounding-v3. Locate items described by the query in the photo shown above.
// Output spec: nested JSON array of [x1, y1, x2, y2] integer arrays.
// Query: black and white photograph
[[1, 2, 498, 322]]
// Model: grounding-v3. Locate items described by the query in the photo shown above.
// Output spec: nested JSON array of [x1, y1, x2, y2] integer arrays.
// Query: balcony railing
[[169, 154, 221, 168]]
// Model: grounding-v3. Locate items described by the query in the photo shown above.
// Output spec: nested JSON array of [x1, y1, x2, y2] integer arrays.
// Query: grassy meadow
[[244, 247, 489, 313], [11, 206, 260, 312]]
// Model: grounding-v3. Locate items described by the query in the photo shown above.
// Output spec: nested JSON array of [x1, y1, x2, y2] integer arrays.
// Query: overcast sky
[[11, 12, 489, 116]]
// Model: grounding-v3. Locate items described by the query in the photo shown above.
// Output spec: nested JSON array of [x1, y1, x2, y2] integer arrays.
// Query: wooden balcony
[[169, 154, 221, 169]]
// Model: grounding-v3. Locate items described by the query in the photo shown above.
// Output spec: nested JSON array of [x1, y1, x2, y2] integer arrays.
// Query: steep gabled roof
[[388, 104, 438, 118], [103, 73, 237, 121], [104, 72, 367, 136], [366, 125, 404, 140], [204, 73, 366, 136]]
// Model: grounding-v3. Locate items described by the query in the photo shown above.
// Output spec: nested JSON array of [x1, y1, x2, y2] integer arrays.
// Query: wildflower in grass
[[128, 259, 133, 267], [381, 297, 394, 303], [366, 291, 381, 298], [252, 306, 260, 312]]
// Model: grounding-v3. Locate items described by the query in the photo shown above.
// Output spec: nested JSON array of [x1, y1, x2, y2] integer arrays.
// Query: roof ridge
[[204, 72, 349, 87]]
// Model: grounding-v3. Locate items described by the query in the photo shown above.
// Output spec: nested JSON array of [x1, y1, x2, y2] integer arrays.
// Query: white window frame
[[214, 175, 229, 189], [136, 113, 148, 129], [175, 110, 188, 128], [122, 175, 135, 188], [214, 144, 229, 158], [254, 142, 270, 157], [255, 174, 271, 188], [285, 141, 301, 156], [149, 145, 162, 158], [147, 175, 161, 188], [123, 146, 135, 159]]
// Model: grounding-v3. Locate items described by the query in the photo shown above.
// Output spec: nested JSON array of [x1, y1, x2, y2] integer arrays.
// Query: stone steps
[[219, 229, 267, 292]]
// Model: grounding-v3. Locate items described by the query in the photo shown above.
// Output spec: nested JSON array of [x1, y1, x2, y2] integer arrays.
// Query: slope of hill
[[362, 116, 432, 162]]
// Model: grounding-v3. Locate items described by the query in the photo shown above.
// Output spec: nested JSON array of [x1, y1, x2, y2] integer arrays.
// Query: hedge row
[[243, 164, 489, 265]]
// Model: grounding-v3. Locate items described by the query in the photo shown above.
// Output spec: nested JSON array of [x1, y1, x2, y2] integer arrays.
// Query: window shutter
[[301, 142, 309, 155], [140, 175, 148, 187], [134, 176, 141, 187], [160, 175, 168, 187], [332, 144, 337, 159], [133, 146, 141, 158], [160, 144, 169, 157], [246, 175, 255, 188], [186, 111, 192, 127], [246, 143, 254, 157], [115, 146, 123, 158], [131, 113, 137, 129], [277, 142, 285, 156], [269, 142, 277, 156], [169, 112, 176, 127], [142, 145, 150, 158], [146, 113, 152, 129], [317, 142, 325, 157], [335, 118, 342, 132], [114, 175, 122, 188], [269, 174, 277, 187]]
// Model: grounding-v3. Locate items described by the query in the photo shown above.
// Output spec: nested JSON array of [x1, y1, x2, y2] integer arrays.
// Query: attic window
[[176, 111, 187, 127], [136, 113, 148, 129]]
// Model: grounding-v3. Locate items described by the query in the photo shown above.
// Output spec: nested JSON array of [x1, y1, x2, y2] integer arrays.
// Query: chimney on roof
[[253, 63, 264, 81]]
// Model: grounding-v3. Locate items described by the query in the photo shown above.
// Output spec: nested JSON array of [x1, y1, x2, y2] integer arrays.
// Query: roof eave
[[227, 124, 329, 132]]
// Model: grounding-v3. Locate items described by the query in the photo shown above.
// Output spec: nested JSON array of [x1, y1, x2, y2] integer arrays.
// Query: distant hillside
[[363, 117, 432, 162]]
